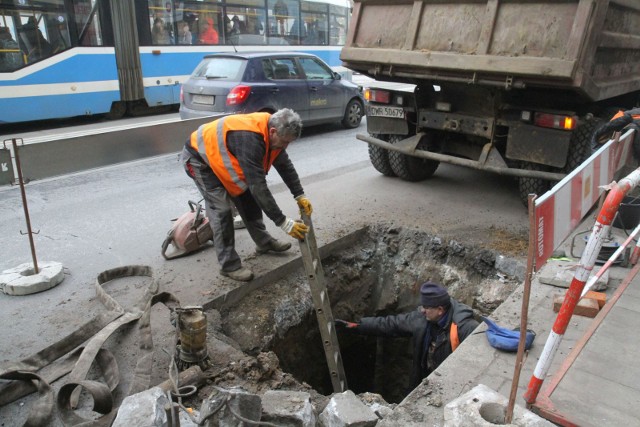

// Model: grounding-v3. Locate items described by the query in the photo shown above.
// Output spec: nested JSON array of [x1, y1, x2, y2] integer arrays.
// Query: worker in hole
[[180, 108, 312, 282], [336, 282, 479, 391]]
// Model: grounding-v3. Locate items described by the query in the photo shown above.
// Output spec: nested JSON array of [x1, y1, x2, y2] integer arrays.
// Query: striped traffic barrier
[[524, 166, 640, 404]]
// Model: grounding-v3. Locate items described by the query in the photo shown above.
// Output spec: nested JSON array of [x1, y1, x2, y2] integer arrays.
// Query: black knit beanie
[[420, 282, 451, 308]]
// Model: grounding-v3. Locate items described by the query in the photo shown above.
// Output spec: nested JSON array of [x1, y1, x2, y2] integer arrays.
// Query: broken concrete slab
[[319, 390, 379, 427], [537, 259, 608, 291], [261, 390, 316, 426], [0, 261, 64, 296], [443, 384, 554, 427], [112, 386, 198, 427]]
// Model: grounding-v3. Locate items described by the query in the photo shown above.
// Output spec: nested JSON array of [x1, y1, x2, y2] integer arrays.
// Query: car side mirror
[[333, 72, 341, 80]]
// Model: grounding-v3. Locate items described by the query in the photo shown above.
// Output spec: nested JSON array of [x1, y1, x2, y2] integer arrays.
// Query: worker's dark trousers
[[181, 147, 273, 272]]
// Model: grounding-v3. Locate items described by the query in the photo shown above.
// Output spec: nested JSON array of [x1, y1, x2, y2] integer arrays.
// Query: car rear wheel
[[342, 99, 364, 129]]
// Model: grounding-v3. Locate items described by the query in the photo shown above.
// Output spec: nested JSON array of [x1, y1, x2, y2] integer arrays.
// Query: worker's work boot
[[220, 266, 254, 282], [256, 239, 292, 254]]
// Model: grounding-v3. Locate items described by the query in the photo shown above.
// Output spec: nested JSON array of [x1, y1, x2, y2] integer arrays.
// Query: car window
[[192, 57, 246, 80], [265, 58, 301, 80], [298, 57, 333, 80]]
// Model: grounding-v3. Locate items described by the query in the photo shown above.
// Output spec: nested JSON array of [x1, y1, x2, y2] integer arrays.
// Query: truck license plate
[[192, 94, 214, 105], [367, 105, 405, 119]]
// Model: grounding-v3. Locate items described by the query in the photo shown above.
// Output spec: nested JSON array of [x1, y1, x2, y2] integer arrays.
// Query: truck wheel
[[564, 118, 602, 172], [342, 99, 364, 129], [368, 134, 396, 177], [388, 135, 439, 181], [518, 163, 550, 206]]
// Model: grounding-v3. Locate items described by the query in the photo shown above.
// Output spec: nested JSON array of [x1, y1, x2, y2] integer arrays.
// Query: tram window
[[301, 1, 327, 46], [329, 5, 347, 46], [268, 0, 294, 39], [71, 0, 104, 47], [175, 2, 222, 46], [0, 17, 23, 72]]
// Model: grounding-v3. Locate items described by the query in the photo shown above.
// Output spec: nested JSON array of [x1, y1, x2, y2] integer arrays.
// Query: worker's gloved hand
[[296, 195, 313, 217], [279, 218, 309, 240], [335, 319, 359, 331]]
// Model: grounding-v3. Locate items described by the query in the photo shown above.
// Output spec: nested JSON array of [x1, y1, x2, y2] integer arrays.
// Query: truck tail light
[[227, 85, 251, 105], [533, 112, 577, 130], [365, 88, 391, 104]]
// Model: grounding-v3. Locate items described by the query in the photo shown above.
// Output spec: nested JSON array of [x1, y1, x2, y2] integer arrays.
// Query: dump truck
[[341, 0, 640, 203]]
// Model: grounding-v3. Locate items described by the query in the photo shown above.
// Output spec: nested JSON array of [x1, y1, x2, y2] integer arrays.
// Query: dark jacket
[[357, 299, 479, 389]]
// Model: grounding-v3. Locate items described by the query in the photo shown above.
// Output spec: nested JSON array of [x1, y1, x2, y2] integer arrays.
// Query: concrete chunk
[[319, 390, 378, 427], [261, 390, 316, 426], [538, 259, 608, 291], [444, 384, 554, 427]]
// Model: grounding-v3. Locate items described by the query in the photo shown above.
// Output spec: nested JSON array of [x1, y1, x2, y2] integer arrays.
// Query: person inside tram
[[178, 21, 192, 44], [230, 15, 246, 35], [18, 16, 52, 62], [0, 26, 23, 72], [199, 17, 219, 45], [273, 0, 288, 35], [152, 17, 172, 44]]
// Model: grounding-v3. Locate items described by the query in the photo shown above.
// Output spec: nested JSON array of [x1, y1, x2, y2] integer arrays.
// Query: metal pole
[[505, 193, 537, 423], [11, 139, 39, 274]]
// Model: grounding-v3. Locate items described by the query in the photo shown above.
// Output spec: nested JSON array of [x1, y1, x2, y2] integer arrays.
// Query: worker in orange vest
[[180, 108, 311, 281], [336, 282, 479, 393]]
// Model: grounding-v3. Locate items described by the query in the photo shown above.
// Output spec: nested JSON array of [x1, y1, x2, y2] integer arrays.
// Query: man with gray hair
[[180, 108, 312, 281]]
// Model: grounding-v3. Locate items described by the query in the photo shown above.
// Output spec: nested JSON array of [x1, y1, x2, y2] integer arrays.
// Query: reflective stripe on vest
[[191, 113, 278, 196], [450, 322, 460, 352]]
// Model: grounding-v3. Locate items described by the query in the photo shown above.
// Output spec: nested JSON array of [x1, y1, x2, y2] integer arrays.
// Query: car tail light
[[533, 112, 577, 130], [227, 85, 251, 106], [180, 86, 184, 103], [365, 88, 391, 104]]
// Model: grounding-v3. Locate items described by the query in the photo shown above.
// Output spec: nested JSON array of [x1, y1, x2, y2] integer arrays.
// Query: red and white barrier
[[524, 165, 640, 405], [534, 129, 637, 268]]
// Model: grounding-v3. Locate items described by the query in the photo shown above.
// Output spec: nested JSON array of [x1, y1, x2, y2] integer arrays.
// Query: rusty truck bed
[[341, 0, 640, 101]]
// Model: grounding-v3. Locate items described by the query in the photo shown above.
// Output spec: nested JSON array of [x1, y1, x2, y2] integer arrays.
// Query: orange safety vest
[[190, 112, 282, 196], [450, 322, 460, 352]]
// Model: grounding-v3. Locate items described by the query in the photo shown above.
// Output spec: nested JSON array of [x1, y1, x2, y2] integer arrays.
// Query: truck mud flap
[[358, 132, 566, 181]]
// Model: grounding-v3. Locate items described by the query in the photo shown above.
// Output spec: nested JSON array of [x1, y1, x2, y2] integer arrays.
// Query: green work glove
[[296, 195, 313, 217], [279, 218, 309, 240]]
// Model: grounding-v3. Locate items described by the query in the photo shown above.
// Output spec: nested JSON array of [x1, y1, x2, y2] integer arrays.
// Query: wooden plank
[[477, 0, 499, 55], [403, 1, 425, 50]]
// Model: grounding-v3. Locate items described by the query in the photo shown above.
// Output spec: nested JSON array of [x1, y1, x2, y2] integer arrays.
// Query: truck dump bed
[[341, 0, 640, 102]]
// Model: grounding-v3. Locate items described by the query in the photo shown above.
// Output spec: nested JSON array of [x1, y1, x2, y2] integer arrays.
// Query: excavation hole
[[219, 224, 522, 403]]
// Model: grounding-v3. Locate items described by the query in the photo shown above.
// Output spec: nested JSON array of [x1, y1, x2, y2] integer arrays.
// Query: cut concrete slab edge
[[0, 261, 65, 296]]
